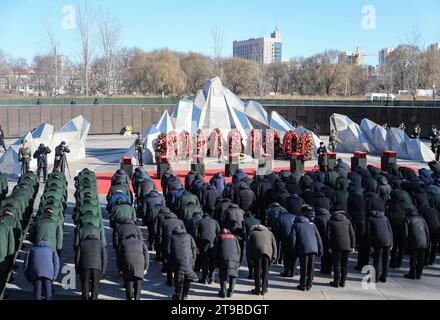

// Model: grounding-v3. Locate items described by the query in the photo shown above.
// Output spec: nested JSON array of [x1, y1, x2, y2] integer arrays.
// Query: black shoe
[[148, 245, 153, 251], [416, 275, 422, 280], [306, 286, 312, 291], [261, 290, 268, 296], [251, 289, 260, 295], [161, 267, 166, 274], [297, 285, 306, 291], [218, 291, 226, 298], [404, 274, 416, 280], [329, 281, 339, 288], [198, 279, 206, 285], [166, 280, 173, 287], [207, 278, 212, 285], [389, 263, 396, 269], [339, 282, 346, 288], [172, 295, 181, 301], [227, 290, 233, 298], [280, 272, 291, 278], [378, 276, 387, 283]]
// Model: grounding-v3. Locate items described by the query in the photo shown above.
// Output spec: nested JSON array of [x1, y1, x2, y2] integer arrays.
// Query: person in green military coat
[[0, 218, 15, 294], [135, 133, 145, 166], [18, 140, 32, 176], [29, 209, 64, 256]]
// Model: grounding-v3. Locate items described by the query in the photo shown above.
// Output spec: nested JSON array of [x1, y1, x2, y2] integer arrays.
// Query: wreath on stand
[[282, 130, 299, 159], [303, 132, 314, 161], [166, 131, 182, 162], [193, 129, 207, 163], [155, 133, 168, 163], [250, 129, 263, 159], [228, 130, 243, 163], [179, 131, 191, 160], [207, 128, 224, 159]]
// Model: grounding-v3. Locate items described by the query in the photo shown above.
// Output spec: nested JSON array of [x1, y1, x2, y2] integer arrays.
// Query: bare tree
[[98, 10, 122, 97], [211, 27, 224, 79], [405, 27, 423, 102], [255, 63, 267, 97], [76, 1, 94, 96], [45, 26, 61, 95]]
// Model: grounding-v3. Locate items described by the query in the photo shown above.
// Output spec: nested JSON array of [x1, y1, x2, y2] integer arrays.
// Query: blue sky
[[1, 0, 439, 65]]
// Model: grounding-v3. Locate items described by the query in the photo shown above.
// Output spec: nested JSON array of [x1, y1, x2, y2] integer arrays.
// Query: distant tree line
[[0, 5, 439, 100]]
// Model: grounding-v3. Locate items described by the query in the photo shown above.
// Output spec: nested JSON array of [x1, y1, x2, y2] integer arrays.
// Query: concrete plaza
[[3, 135, 440, 300]]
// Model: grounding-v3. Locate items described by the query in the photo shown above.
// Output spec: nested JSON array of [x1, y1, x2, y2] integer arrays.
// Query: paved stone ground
[[3, 135, 440, 300]]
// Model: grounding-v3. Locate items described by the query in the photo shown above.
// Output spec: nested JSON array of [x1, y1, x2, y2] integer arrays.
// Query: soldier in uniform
[[412, 124, 422, 139], [135, 133, 145, 166], [0, 125, 6, 152], [399, 122, 406, 132], [329, 129, 337, 152], [435, 132, 440, 161], [54, 142, 70, 173], [317, 142, 328, 172], [18, 140, 32, 176], [313, 121, 321, 138], [430, 125, 438, 153]]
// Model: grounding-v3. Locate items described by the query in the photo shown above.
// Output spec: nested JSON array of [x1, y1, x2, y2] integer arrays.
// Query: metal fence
[[0, 103, 439, 139], [1, 97, 440, 107]]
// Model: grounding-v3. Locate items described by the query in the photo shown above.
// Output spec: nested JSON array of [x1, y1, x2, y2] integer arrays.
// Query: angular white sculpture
[[331, 113, 435, 162], [330, 114, 370, 153], [0, 115, 90, 178]]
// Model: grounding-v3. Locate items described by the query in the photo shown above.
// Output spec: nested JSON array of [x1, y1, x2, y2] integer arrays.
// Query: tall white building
[[378, 48, 395, 66], [233, 27, 282, 64]]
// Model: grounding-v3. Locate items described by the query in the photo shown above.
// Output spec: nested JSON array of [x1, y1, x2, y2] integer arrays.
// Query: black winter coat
[[326, 212, 356, 251], [313, 193, 333, 211], [214, 198, 232, 228], [213, 231, 241, 278], [137, 179, 156, 201], [160, 213, 186, 254], [386, 204, 407, 240], [347, 193, 366, 223], [169, 228, 198, 279], [419, 206, 440, 235], [285, 195, 305, 215], [118, 238, 149, 279], [314, 208, 331, 247], [237, 182, 257, 213], [404, 212, 430, 250], [185, 171, 197, 191], [113, 220, 144, 250], [265, 181, 290, 208], [33, 146, 51, 168], [196, 215, 220, 253], [203, 185, 222, 215], [223, 204, 245, 238], [75, 237, 107, 274], [366, 211, 393, 248]]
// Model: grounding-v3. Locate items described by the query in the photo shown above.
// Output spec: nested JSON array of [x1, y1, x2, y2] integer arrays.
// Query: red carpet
[[96, 164, 419, 196]]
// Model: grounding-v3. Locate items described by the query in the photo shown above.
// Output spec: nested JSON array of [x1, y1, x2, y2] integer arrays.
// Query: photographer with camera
[[33, 143, 51, 183], [54, 141, 70, 173]]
